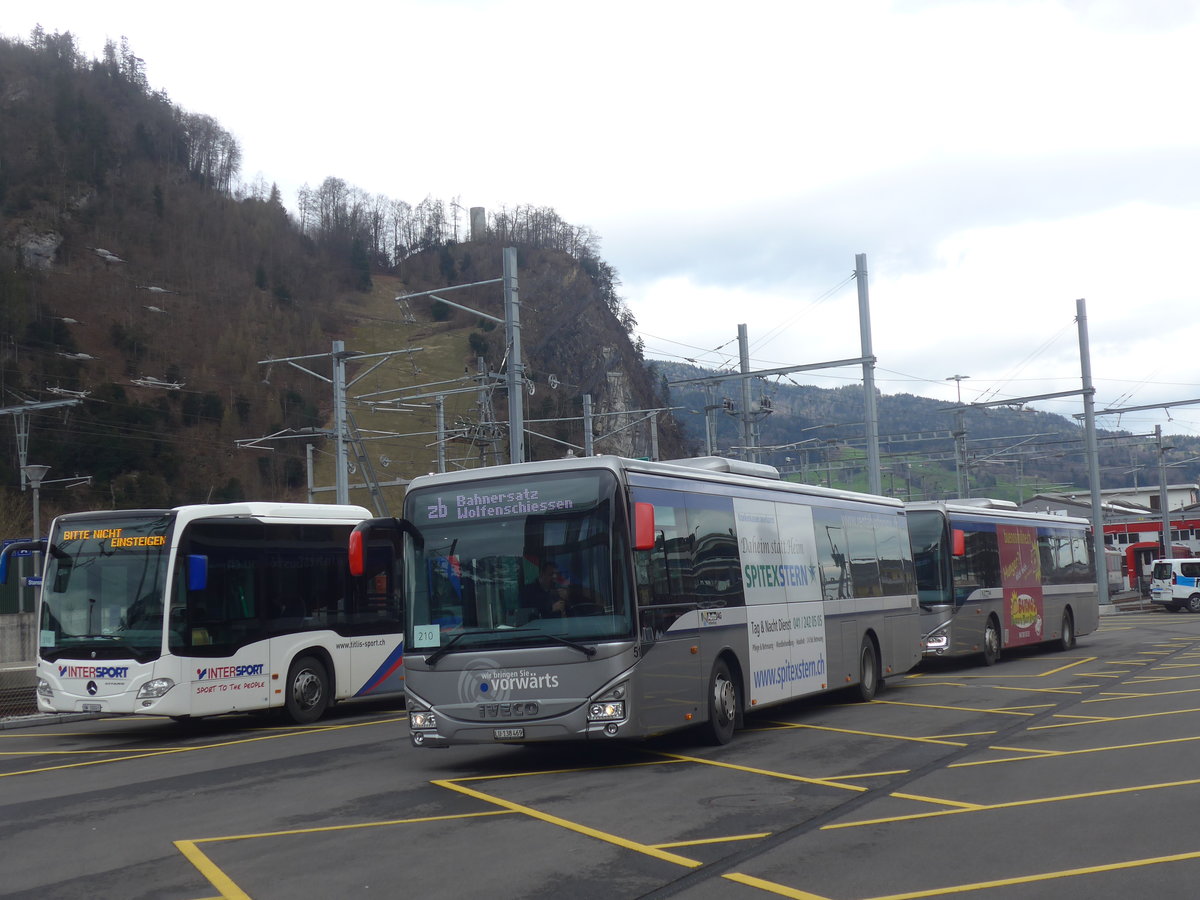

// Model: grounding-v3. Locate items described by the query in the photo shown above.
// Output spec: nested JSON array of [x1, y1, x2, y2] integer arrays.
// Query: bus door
[[346, 539, 405, 697], [632, 491, 702, 734]]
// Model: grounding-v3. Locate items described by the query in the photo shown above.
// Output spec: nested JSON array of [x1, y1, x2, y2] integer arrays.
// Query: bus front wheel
[[1188, 594, 1200, 614], [982, 617, 1001, 666], [286, 656, 330, 724], [705, 658, 738, 745]]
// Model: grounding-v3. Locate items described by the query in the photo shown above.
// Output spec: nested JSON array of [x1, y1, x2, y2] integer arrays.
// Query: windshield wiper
[[512, 629, 596, 658], [422, 627, 597, 665], [424, 632, 468, 666]]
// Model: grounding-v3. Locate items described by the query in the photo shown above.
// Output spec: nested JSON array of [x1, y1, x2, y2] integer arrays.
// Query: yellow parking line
[[724, 872, 833, 899], [175, 810, 514, 898], [866, 700, 1037, 717], [1039, 658, 1095, 676], [890, 792, 984, 810], [654, 832, 770, 848], [1032, 706, 1200, 731], [434, 777, 703, 868], [953, 733, 1200, 768], [824, 774, 1200, 831], [756, 720, 969, 747], [860, 848, 1200, 899], [174, 840, 250, 900], [653, 752, 868, 792], [1, 716, 406, 778]]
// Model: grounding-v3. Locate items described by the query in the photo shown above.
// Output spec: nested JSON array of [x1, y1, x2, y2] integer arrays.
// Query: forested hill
[[0, 31, 683, 534], [654, 361, 1200, 501]]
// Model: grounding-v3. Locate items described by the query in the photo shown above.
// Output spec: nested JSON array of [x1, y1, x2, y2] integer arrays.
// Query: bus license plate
[[81, 703, 102, 712], [493, 727, 525, 740]]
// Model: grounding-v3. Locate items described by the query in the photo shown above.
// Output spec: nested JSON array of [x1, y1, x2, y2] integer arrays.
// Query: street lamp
[[21, 464, 50, 541], [19, 464, 49, 614]]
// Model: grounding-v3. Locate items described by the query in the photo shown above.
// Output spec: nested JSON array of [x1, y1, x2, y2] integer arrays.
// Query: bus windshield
[[907, 509, 951, 608], [40, 512, 174, 663], [403, 469, 634, 656]]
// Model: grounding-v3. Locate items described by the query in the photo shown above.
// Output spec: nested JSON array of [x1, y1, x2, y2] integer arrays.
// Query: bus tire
[[285, 655, 330, 724], [1188, 594, 1200, 614], [982, 617, 1001, 666], [705, 658, 738, 745], [1058, 609, 1076, 651], [856, 636, 879, 702]]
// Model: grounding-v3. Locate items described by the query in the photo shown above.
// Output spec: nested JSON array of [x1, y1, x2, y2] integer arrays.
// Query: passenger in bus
[[521, 561, 567, 617]]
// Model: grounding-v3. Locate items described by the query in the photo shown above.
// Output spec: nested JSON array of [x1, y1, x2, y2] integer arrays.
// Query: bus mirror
[[952, 529, 966, 557], [187, 555, 208, 591], [634, 502, 655, 551], [349, 527, 366, 576]]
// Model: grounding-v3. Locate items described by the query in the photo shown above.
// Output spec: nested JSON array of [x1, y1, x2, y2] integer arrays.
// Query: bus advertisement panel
[[997, 523, 1044, 647], [735, 498, 826, 705]]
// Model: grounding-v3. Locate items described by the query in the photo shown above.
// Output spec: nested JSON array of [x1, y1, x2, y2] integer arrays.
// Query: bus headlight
[[923, 627, 950, 652], [588, 700, 625, 721], [410, 709, 437, 730], [36, 678, 53, 699], [136, 677, 176, 699], [587, 683, 627, 722]]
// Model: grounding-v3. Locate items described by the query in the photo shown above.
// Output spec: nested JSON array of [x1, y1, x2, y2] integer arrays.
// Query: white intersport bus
[[349, 456, 922, 747], [906, 499, 1099, 665], [0, 502, 405, 724]]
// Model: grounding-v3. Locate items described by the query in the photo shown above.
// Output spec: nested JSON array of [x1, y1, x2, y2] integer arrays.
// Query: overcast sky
[[8, 1, 1200, 443]]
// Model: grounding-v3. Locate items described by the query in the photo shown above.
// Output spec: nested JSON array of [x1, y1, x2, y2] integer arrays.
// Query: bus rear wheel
[[286, 656, 330, 724], [857, 636, 880, 702], [982, 617, 1001, 666], [705, 658, 738, 745], [1059, 609, 1076, 651]]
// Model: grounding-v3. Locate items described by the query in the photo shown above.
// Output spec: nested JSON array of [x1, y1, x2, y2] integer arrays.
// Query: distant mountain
[[652, 361, 1200, 501]]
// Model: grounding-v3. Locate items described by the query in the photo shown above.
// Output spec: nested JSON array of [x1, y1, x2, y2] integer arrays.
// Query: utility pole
[[738, 325, 754, 460], [1157, 424, 1172, 559], [503, 247, 525, 465], [1076, 298, 1110, 603], [855, 254, 882, 495], [947, 374, 970, 497]]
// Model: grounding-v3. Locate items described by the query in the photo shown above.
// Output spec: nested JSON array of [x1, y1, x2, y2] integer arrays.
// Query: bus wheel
[[1059, 609, 1076, 651], [982, 617, 1001, 666], [286, 656, 330, 724], [705, 658, 738, 745], [1188, 595, 1200, 614], [857, 637, 879, 702]]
